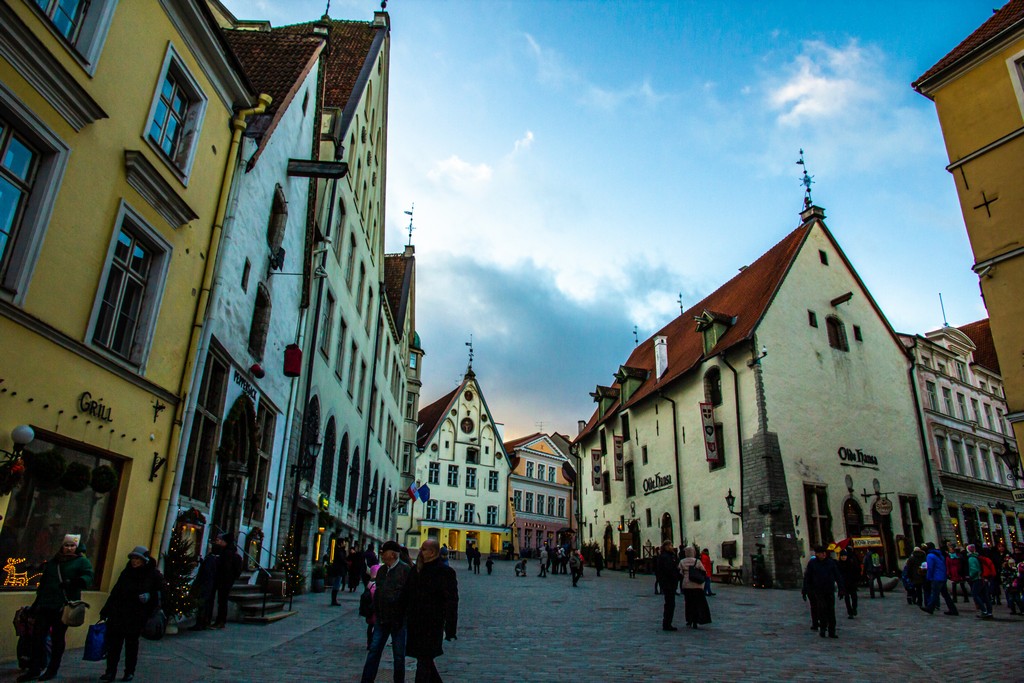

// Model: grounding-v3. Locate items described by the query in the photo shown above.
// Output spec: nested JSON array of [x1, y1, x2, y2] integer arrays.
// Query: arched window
[[703, 367, 722, 407], [347, 448, 360, 511], [826, 316, 849, 352], [661, 513, 674, 543], [335, 433, 349, 504], [247, 282, 271, 361], [266, 184, 287, 254], [383, 489, 392, 532], [319, 417, 336, 495]]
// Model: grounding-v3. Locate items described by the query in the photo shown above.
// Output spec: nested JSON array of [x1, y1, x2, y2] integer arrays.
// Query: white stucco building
[[574, 205, 935, 587]]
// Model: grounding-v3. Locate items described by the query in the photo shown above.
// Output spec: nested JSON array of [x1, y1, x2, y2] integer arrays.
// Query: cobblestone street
[[12, 562, 1024, 682]]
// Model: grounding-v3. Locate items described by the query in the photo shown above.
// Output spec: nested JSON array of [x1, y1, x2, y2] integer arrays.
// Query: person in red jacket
[[700, 549, 715, 596]]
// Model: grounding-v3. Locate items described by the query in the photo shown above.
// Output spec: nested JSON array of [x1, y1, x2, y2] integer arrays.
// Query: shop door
[[843, 499, 864, 539], [872, 508, 897, 573]]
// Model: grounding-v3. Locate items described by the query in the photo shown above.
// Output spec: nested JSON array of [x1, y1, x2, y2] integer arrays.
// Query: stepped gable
[[575, 222, 812, 442], [913, 0, 1024, 90], [416, 386, 461, 449], [958, 318, 1001, 374]]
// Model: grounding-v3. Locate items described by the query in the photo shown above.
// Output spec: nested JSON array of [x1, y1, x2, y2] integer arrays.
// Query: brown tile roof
[[383, 252, 412, 337], [416, 385, 461, 449], [278, 19, 381, 110], [222, 30, 324, 119], [913, 0, 1024, 92], [957, 318, 1001, 374], [574, 223, 812, 444], [504, 432, 544, 451]]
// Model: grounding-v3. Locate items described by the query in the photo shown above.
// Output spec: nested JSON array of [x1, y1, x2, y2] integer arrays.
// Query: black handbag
[[688, 563, 707, 584]]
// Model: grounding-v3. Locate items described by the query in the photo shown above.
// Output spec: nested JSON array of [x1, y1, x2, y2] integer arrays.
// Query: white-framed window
[[525, 492, 533, 513], [513, 490, 521, 511], [983, 404, 994, 430], [951, 439, 965, 474], [425, 499, 438, 520], [143, 44, 207, 183], [942, 387, 954, 415], [488, 470, 499, 492], [25, 0, 118, 73], [463, 503, 475, 524], [428, 461, 439, 485], [319, 289, 335, 356], [486, 505, 497, 526], [88, 201, 171, 369], [466, 467, 477, 490], [936, 436, 950, 472], [547, 496, 555, 516], [334, 315, 347, 377], [447, 464, 459, 487], [536, 494, 544, 515], [526, 461, 534, 478], [924, 382, 938, 411], [0, 84, 69, 299], [557, 498, 565, 518], [444, 501, 458, 522], [536, 464, 545, 480], [549, 468, 556, 483], [965, 442, 978, 478]]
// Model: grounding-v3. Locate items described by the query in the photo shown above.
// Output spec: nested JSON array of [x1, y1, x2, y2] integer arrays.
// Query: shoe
[[16, 672, 40, 683], [122, 675, 134, 682], [38, 671, 58, 682], [706, 592, 717, 596], [662, 625, 678, 631], [330, 602, 341, 606], [819, 630, 826, 638], [829, 633, 838, 639], [100, 673, 116, 682]]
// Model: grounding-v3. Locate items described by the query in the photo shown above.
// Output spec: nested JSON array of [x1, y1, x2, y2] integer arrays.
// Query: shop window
[[804, 483, 833, 549], [144, 45, 207, 181], [1, 431, 121, 591], [181, 353, 228, 502]]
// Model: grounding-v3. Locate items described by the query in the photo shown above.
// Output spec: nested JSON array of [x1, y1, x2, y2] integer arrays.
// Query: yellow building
[[913, 2, 1024, 465], [0, 0, 255, 657]]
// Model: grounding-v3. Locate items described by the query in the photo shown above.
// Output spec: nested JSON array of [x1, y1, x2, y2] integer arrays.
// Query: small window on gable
[[248, 282, 271, 361], [703, 367, 723, 407], [808, 310, 818, 328], [826, 316, 849, 352], [853, 325, 862, 342], [819, 250, 829, 265]]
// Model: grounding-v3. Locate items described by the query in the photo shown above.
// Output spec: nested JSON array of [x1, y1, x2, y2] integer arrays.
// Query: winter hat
[[128, 546, 149, 559], [967, 544, 977, 553], [380, 540, 401, 554], [63, 534, 81, 550]]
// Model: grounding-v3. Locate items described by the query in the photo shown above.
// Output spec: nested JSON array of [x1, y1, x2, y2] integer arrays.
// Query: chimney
[[577, 420, 586, 435], [654, 336, 668, 380]]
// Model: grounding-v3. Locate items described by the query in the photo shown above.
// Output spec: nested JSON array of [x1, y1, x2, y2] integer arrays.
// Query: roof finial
[[632, 325, 639, 346], [404, 203, 415, 247], [323, 0, 330, 18], [796, 148, 814, 209], [381, 0, 388, 9], [465, 334, 474, 372], [677, 292, 683, 316]]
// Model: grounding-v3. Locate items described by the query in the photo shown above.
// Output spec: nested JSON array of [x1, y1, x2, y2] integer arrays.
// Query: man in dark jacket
[[803, 545, 844, 639], [210, 533, 242, 629], [100, 546, 164, 682], [361, 540, 410, 683], [837, 548, 860, 618], [923, 542, 959, 615], [406, 539, 459, 683], [654, 540, 680, 631]]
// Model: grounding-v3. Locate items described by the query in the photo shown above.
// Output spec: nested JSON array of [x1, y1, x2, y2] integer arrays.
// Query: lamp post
[[1, 425, 34, 459], [725, 488, 742, 517], [356, 486, 379, 551], [592, 509, 598, 542]]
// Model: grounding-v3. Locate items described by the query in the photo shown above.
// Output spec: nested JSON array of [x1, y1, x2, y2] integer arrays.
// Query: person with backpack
[[967, 544, 993, 618], [923, 542, 958, 616], [359, 565, 380, 650], [569, 549, 584, 587], [863, 548, 885, 598]]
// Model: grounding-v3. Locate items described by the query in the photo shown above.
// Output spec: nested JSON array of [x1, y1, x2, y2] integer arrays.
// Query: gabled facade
[[913, 0, 1024, 464], [404, 370, 512, 555], [505, 432, 577, 556], [901, 319, 1020, 549], [574, 205, 933, 587], [162, 9, 328, 568], [0, 0, 254, 655]]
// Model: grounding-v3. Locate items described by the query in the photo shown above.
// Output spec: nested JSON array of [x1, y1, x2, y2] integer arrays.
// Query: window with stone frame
[[935, 436, 950, 472], [181, 353, 228, 502], [825, 316, 849, 352], [525, 492, 534, 513], [486, 505, 498, 525], [425, 499, 438, 520], [428, 461, 439, 485], [447, 464, 459, 487], [625, 461, 636, 496], [548, 467, 555, 483], [547, 496, 555, 517], [335, 433, 349, 504], [28, 0, 118, 71], [803, 483, 833, 549], [925, 381, 938, 411], [444, 501, 458, 522], [466, 467, 477, 490], [247, 283, 272, 361], [526, 461, 534, 478], [334, 315, 348, 378], [463, 503, 475, 524], [536, 494, 544, 515], [347, 452, 360, 511], [704, 367, 723, 407], [145, 46, 207, 179], [558, 498, 565, 518], [320, 290, 335, 356], [243, 400, 275, 523], [602, 471, 611, 505], [899, 495, 924, 549], [318, 418, 337, 497]]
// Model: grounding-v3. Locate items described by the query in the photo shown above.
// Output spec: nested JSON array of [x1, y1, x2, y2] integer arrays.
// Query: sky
[[220, 0, 996, 440]]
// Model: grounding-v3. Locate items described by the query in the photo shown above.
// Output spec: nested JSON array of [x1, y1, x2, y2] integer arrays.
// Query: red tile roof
[[278, 19, 381, 110], [416, 385, 461, 449], [575, 222, 812, 443], [383, 252, 412, 338], [504, 432, 544, 451], [222, 30, 324, 119], [958, 318, 1002, 374], [913, 0, 1024, 92]]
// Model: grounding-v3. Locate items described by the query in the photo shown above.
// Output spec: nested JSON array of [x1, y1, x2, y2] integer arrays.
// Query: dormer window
[[694, 309, 734, 355]]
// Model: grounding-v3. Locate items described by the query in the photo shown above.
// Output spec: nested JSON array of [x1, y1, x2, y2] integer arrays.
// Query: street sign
[[873, 497, 893, 516], [1013, 489, 1024, 503]]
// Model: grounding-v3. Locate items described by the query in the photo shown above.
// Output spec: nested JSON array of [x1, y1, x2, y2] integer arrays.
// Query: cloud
[[426, 155, 493, 192], [513, 130, 534, 153]]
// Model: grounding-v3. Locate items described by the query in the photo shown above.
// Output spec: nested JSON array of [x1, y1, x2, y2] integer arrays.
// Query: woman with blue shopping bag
[[99, 546, 164, 681]]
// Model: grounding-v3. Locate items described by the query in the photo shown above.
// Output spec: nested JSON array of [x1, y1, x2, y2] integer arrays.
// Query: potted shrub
[[27, 449, 65, 489], [61, 462, 92, 492], [310, 563, 326, 593]]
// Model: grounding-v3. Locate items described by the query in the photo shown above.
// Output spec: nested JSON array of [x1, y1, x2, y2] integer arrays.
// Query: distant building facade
[[505, 433, 577, 556]]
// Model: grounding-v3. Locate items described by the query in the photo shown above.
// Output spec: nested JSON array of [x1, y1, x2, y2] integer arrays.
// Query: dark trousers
[[867, 573, 884, 598], [105, 620, 141, 676], [538, 563, 547, 577], [361, 622, 406, 683], [628, 560, 636, 578], [571, 569, 582, 586], [660, 582, 676, 627], [843, 588, 858, 616], [807, 593, 819, 628], [29, 608, 67, 674], [213, 583, 231, 624], [814, 591, 836, 635], [926, 580, 958, 614], [415, 657, 442, 683]]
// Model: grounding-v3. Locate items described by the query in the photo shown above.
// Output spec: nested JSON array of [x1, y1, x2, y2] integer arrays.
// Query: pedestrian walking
[[359, 564, 380, 650], [330, 545, 347, 606], [626, 546, 637, 579], [472, 548, 481, 575], [538, 547, 548, 577], [679, 546, 712, 629], [99, 546, 163, 682], [210, 533, 241, 629], [923, 542, 958, 615], [348, 546, 366, 592], [803, 545, 843, 639], [1000, 557, 1021, 614], [654, 540, 679, 631], [406, 539, 459, 683], [188, 541, 218, 631], [569, 550, 583, 587], [863, 547, 885, 598], [901, 546, 926, 606], [967, 543, 993, 618], [466, 545, 474, 572], [360, 541, 410, 683], [593, 549, 604, 577], [837, 548, 860, 618], [485, 556, 494, 575], [947, 544, 969, 603], [700, 548, 716, 596], [17, 533, 95, 683]]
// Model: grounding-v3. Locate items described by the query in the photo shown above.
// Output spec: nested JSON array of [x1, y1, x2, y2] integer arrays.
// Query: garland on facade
[[276, 529, 305, 596], [163, 526, 198, 620]]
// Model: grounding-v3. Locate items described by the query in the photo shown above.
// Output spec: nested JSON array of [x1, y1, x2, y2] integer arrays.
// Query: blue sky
[[221, 0, 994, 439]]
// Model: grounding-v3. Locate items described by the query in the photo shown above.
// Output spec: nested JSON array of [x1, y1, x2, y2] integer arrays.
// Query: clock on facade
[[464, 390, 474, 401], [460, 417, 474, 433]]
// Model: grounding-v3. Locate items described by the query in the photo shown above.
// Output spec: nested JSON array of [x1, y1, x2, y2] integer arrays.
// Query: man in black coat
[[100, 546, 163, 682], [654, 540, 680, 631], [803, 545, 844, 639], [210, 533, 242, 629], [406, 539, 458, 683], [361, 541, 410, 683]]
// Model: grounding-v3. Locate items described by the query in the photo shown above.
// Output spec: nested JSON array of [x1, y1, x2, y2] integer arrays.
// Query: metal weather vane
[[796, 148, 814, 209], [465, 334, 474, 371], [404, 203, 415, 246]]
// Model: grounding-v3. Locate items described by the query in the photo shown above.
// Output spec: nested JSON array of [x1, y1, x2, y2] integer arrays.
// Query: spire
[[796, 148, 814, 209], [465, 334, 475, 377]]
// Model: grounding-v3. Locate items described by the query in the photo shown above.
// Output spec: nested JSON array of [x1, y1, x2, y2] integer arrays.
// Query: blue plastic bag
[[83, 621, 106, 662]]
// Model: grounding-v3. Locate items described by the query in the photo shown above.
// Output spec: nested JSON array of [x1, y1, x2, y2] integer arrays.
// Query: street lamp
[[288, 422, 322, 565], [725, 488, 742, 517], [356, 485, 379, 551]]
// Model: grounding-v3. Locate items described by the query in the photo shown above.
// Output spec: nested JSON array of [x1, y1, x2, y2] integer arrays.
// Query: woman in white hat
[[99, 546, 164, 681]]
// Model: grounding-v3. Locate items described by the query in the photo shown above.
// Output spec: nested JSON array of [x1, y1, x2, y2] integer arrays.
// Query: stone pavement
[[8, 562, 1024, 682]]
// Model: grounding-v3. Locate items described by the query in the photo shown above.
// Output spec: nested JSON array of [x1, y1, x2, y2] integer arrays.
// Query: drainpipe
[[720, 352, 743, 531], [658, 392, 685, 544], [907, 337, 943, 541], [151, 94, 273, 558]]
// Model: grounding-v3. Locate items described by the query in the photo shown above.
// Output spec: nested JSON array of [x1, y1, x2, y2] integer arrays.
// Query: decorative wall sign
[[838, 446, 879, 470], [699, 402, 718, 462], [233, 370, 258, 402], [591, 449, 602, 490], [613, 435, 624, 480], [873, 497, 893, 516], [78, 392, 113, 422]]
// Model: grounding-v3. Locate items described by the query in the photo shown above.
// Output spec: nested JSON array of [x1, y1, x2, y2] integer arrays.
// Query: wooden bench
[[712, 567, 743, 584]]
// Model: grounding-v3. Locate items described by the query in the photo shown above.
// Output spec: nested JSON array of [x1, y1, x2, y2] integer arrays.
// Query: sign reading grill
[[642, 472, 673, 495]]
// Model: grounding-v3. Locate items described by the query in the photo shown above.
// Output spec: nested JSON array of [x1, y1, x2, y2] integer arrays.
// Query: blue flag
[[417, 484, 430, 502]]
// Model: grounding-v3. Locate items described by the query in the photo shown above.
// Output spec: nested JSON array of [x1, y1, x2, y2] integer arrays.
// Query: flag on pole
[[407, 481, 420, 501], [418, 484, 431, 502]]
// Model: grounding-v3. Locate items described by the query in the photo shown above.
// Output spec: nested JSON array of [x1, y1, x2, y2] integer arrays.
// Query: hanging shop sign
[[642, 472, 673, 495], [591, 449, 602, 490], [851, 536, 883, 548], [613, 436, 624, 481], [699, 402, 718, 462], [837, 446, 879, 470], [1012, 489, 1024, 503], [78, 391, 113, 423], [873, 498, 893, 516]]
